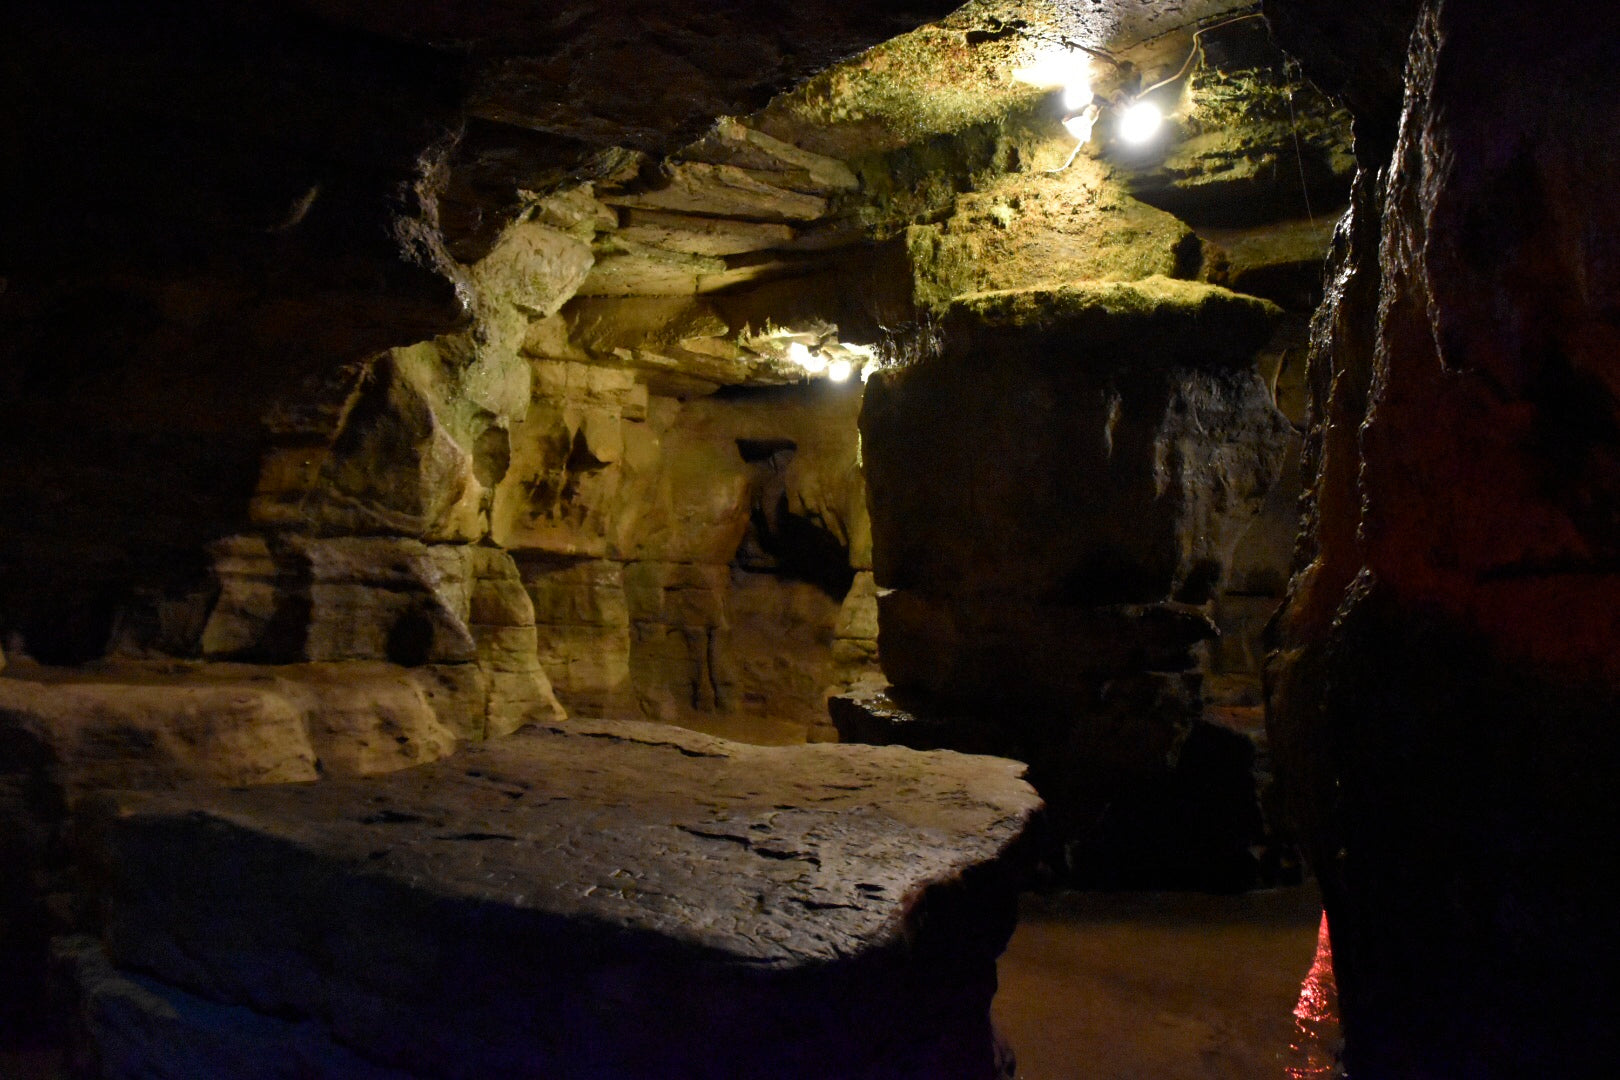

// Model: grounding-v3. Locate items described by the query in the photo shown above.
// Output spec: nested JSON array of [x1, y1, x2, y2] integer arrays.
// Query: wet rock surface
[[1268, 0, 1620, 1074], [70, 719, 1039, 1080]]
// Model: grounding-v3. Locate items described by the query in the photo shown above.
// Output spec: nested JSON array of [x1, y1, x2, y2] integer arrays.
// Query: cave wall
[[495, 361, 872, 743], [1266, 0, 1620, 1074], [0, 0, 468, 665], [0, 0, 948, 747]]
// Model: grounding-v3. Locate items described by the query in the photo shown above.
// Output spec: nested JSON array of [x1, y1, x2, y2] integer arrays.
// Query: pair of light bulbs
[[786, 342, 853, 382], [1060, 78, 1164, 146], [1022, 56, 1164, 147]]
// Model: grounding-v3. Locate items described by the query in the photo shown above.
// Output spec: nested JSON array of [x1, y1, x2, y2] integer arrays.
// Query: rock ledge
[[74, 718, 1040, 1080]]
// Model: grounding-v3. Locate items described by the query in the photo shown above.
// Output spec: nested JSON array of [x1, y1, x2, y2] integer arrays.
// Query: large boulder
[[864, 278, 1284, 608], [69, 719, 1039, 1080]]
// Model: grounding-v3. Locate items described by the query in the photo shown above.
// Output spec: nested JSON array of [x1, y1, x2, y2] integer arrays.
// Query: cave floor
[[994, 883, 1331, 1080]]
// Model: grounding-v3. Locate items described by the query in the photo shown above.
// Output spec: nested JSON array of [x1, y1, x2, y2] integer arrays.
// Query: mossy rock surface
[[944, 275, 1279, 365]]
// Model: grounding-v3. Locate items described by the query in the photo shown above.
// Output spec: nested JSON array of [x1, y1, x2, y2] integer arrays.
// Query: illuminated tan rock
[[906, 164, 1200, 312], [0, 664, 462, 792]]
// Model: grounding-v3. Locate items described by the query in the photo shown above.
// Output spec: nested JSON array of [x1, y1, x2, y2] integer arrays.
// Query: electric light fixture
[[1028, 9, 1266, 160], [1117, 100, 1164, 144], [826, 358, 854, 383], [1061, 73, 1093, 113], [788, 341, 828, 375]]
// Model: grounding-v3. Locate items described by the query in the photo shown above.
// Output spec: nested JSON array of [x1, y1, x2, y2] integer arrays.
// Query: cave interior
[[2, 0, 1618, 1077]]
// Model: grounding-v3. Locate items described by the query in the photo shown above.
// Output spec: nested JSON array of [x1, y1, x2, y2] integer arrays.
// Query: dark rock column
[[1267, 1, 1620, 1074], [860, 279, 1289, 887]]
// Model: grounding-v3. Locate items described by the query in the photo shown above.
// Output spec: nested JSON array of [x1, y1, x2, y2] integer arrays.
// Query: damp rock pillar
[[1266, 1, 1620, 1075]]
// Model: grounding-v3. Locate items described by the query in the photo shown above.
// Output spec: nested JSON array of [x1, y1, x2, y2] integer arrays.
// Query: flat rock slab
[[78, 719, 1040, 1080]]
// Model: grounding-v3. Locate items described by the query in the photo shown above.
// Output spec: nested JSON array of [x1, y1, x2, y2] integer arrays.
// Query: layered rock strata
[[494, 363, 873, 742], [67, 720, 1040, 1080]]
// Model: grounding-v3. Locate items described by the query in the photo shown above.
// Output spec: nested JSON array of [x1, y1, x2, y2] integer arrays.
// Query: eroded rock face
[[0, 663, 466, 793], [488, 362, 872, 741], [859, 278, 1290, 885], [0, 0, 960, 665], [905, 163, 1200, 311], [195, 538, 564, 737], [0, 657, 484, 1037], [70, 719, 1039, 1080], [1267, 1, 1620, 1073]]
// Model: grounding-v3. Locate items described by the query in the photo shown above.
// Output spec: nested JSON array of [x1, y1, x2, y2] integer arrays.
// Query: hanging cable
[[1138, 11, 1267, 97]]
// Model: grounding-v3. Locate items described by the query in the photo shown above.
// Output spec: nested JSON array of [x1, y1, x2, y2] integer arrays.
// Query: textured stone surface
[[0, 663, 464, 793], [907, 165, 1198, 312], [0, 0, 971, 663], [1115, 27, 1353, 228], [865, 279, 1283, 603], [1267, 1, 1620, 1074], [1200, 218, 1339, 312], [75, 719, 1040, 1080], [487, 367, 867, 742], [57, 935, 416, 1080], [196, 539, 564, 737], [859, 278, 1288, 885], [876, 593, 1214, 707], [829, 681, 1006, 756]]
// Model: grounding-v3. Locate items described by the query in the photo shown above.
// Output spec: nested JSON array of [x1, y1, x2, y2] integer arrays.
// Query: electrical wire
[[1037, 6, 1267, 175], [1045, 140, 1086, 174], [1138, 10, 1266, 97]]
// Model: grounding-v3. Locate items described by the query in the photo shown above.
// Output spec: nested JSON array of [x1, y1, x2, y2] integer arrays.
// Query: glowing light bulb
[[827, 358, 853, 382], [787, 341, 827, 374], [1117, 100, 1163, 144], [1061, 77, 1093, 113]]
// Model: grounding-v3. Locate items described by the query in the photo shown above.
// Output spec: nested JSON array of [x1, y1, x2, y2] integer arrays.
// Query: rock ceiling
[[418, 0, 1271, 389], [430, 0, 1257, 257]]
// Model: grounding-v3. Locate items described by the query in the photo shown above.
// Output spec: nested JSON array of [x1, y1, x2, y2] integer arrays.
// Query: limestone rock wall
[[1266, 0, 1620, 1073], [494, 358, 873, 742]]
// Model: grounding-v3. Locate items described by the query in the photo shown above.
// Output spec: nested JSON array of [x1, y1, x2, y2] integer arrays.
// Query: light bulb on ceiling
[[1061, 75, 1093, 113], [787, 341, 827, 374], [826, 358, 853, 383], [1117, 100, 1164, 144]]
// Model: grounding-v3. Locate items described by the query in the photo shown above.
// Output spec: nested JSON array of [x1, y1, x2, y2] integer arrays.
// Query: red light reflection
[[1285, 912, 1343, 1078]]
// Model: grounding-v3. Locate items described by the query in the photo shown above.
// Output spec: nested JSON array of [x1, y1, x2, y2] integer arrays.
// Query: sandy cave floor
[[3, 887, 1330, 1079], [994, 884, 1331, 1080]]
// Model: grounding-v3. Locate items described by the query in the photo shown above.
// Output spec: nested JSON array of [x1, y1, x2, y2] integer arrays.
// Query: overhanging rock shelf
[[67, 717, 1041, 1080]]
